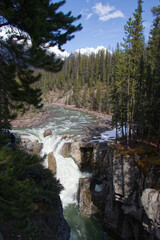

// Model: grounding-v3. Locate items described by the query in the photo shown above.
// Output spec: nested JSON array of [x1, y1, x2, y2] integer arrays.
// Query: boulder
[[60, 142, 72, 158], [48, 152, 57, 175], [44, 129, 52, 137], [20, 138, 43, 156], [141, 188, 160, 227]]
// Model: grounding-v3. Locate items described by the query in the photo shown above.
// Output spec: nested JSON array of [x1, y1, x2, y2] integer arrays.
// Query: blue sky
[[57, 0, 159, 53]]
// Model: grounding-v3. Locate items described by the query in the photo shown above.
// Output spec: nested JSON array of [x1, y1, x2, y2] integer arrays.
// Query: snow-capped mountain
[[49, 46, 112, 59], [73, 46, 112, 56], [41, 45, 112, 59], [0, 27, 69, 59], [48, 45, 69, 59]]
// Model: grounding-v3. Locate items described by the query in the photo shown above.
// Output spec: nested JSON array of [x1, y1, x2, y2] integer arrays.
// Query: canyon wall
[[62, 139, 160, 240]]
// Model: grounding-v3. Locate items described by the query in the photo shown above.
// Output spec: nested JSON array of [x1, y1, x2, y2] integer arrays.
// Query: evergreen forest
[[0, 0, 160, 238], [37, 0, 160, 149]]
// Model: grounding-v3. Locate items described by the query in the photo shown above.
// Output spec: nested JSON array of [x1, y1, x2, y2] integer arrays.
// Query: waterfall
[[53, 137, 82, 207], [12, 107, 111, 240], [41, 133, 91, 207], [13, 128, 84, 207]]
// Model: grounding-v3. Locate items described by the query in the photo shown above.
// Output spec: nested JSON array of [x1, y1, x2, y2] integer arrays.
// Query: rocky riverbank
[[11, 108, 51, 129], [11, 104, 112, 130]]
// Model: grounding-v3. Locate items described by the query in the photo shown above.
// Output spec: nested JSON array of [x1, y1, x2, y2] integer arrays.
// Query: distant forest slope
[[33, 1, 160, 148], [37, 49, 113, 114]]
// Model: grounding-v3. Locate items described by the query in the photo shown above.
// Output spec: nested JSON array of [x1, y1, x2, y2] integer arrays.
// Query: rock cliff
[[62, 139, 160, 240]]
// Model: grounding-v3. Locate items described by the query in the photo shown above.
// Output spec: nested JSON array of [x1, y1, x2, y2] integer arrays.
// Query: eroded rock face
[[141, 189, 160, 227], [113, 154, 140, 198], [44, 129, 52, 137], [61, 140, 94, 171], [67, 142, 82, 167], [76, 140, 160, 240], [78, 177, 98, 216], [48, 151, 56, 175], [20, 137, 43, 156]]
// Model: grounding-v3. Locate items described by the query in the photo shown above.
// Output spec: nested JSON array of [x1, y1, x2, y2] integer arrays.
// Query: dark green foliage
[[93, 84, 101, 111], [82, 87, 88, 108], [0, 136, 63, 233], [0, 0, 82, 48], [0, 0, 82, 130], [0, 131, 10, 149], [147, 4, 160, 149], [23, 164, 63, 205]]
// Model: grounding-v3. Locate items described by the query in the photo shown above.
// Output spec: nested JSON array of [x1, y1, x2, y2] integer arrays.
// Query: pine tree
[[147, 4, 160, 149], [94, 82, 101, 111], [132, 0, 145, 138], [122, 17, 134, 145], [88, 54, 95, 88], [0, 0, 82, 129], [82, 87, 88, 108]]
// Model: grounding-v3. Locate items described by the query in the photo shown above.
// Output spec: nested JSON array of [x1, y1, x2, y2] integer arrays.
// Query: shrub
[[0, 145, 63, 234]]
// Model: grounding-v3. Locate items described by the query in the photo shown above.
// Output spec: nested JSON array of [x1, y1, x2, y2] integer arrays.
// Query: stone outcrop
[[61, 142, 82, 167], [141, 189, 160, 228], [78, 177, 98, 216], [44, 129, 52, 137], [61, 140, 95, 171], [20, 137, 43, 156], [48, 151, 57, 175], [75, 139, 160, 240]]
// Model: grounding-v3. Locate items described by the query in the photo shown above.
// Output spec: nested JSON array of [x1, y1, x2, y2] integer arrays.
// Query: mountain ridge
[[50, 45, 111, 58]]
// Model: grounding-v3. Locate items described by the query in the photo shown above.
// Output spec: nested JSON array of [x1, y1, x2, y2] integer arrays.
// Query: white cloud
[[100, 10, 124, 21], [80, 9, 93, 20], [92, 2, 124, 21], [93, 2, 115, 16], [87, 13, 93, 20]]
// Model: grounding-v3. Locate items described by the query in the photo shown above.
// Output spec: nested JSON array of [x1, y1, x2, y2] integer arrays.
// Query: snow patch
[[73, 46, 112, 56]]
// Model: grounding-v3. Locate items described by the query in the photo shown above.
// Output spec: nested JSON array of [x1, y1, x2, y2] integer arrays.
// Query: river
[[13, 107, 113, 240]]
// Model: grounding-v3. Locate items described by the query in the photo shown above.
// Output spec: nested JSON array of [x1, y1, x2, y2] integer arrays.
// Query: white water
[[13, 107, 97, 207], [13, 107, 112, 239], [13, 128, 84, 207], [54, 137, 82, 207]]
